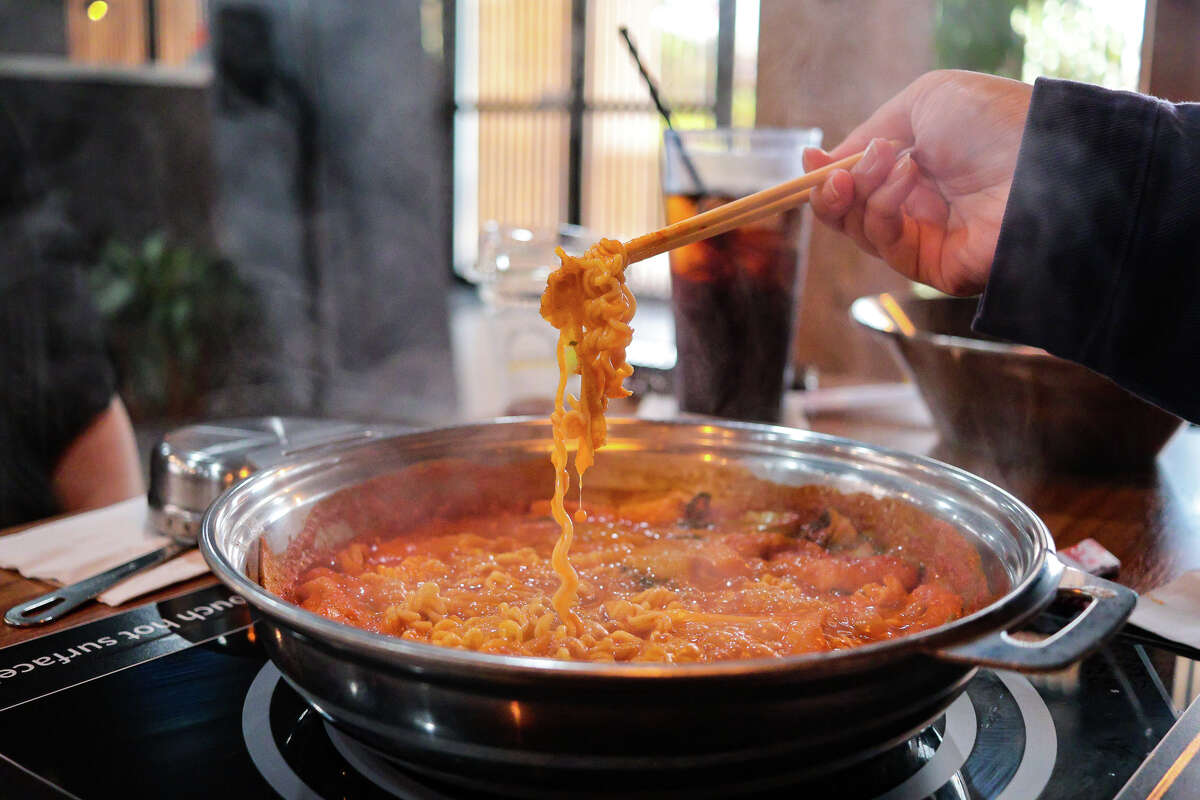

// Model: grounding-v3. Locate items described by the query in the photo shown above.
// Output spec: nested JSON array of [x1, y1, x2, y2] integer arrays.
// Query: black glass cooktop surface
[[0, 585, 1193, 799]]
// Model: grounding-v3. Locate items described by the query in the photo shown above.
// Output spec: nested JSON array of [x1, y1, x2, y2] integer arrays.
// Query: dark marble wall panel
[[0, 1, 67, 58], [0, 64, 216, 257], [209, 0, 456, 423]]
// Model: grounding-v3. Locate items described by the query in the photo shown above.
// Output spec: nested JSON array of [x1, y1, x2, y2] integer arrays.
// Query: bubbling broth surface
[[280, 467, 997, 664]]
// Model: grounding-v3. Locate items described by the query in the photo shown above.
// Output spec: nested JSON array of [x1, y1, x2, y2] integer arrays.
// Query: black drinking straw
[[618, 26, 708, 196]]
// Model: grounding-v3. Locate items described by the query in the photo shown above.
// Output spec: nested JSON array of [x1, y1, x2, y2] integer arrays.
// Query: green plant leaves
[[89, 231, 259, 419], [91, 275, 136, 316]]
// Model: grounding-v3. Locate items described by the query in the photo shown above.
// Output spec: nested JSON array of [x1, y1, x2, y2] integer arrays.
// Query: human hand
[[802, 70, 1032, 295]]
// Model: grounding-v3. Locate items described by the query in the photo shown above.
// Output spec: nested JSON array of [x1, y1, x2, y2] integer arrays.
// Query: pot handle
[[934, 562, 1136, 672]]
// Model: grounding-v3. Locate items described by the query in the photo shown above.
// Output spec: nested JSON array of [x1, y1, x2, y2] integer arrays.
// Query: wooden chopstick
[[636, 187, 815, 257], [623, 150, 865, 264]]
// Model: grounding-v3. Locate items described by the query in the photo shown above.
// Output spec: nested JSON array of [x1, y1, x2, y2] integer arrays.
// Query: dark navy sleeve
[[973, 77, 1200, 423]]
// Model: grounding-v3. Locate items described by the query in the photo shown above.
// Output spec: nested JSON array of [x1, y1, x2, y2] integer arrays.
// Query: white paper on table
[[635, 392, 811, 429], [96, 549, 210, 606], [0, 497, 211, 607], [1128, 571, 1200, 651]]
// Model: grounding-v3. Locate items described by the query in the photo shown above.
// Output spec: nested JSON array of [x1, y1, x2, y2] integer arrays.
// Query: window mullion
[[715, 0, 735, 127], [566, 0, 588, 225]]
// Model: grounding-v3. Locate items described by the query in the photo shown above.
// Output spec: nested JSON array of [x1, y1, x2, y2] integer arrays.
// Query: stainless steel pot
[[201, 418, 1134, 794]]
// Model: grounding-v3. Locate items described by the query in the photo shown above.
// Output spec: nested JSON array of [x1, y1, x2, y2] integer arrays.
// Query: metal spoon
[[5, 539, 191, 626]]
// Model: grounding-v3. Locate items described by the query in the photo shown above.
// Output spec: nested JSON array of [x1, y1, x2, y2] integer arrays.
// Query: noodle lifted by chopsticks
[[540, 238, 637, 633]]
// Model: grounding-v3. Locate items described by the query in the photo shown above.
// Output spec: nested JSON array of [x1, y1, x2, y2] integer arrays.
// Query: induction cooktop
[[1, 585, 1197, 799]]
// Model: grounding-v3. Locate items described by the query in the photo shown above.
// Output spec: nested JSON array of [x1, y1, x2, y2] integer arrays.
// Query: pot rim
[[850, 293, 1050, 358], [201, 417, 1057, 680]]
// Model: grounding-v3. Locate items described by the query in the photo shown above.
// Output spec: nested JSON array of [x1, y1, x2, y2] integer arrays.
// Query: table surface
[[2, 398, 1198, 649]]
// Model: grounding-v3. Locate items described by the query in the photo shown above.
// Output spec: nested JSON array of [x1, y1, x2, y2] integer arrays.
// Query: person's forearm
[[975, 77, 1200, 423], [50, 396, 143, 512]]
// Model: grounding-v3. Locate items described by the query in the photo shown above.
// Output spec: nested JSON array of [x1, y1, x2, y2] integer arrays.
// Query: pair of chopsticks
[[623, 151, 865, 264]]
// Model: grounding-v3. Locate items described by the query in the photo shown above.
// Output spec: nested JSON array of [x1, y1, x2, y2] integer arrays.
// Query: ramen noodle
[[278, 462, 996, 663], [538, 238, 636, 632]]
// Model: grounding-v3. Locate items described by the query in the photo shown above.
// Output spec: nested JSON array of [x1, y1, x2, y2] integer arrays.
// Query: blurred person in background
[[0, 112, 143, 529], [802, 69, 1200, 424]]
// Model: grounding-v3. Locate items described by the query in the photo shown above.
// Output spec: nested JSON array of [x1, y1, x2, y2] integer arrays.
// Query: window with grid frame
[[453, 0, 758, 298]]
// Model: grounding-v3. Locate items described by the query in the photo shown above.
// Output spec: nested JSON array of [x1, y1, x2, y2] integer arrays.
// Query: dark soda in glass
[[666, 192, 809, 423]]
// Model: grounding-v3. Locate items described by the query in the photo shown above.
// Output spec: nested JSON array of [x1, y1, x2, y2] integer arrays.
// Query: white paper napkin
[[0, 497, 210, 607], [97, 549, 209, 606], [636, 392, 811, 429], [1129, 571, 1200, 651]]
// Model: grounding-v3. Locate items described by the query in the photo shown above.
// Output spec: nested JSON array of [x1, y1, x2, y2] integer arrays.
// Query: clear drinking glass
[[662, 127, 822, 423], [455, 222, 598, 419], [472, 222, 594, 306]]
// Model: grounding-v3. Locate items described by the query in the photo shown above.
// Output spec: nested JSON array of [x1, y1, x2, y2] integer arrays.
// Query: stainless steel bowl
[[201, 418, 1133, 794], [851, 292, 1183, 472]]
